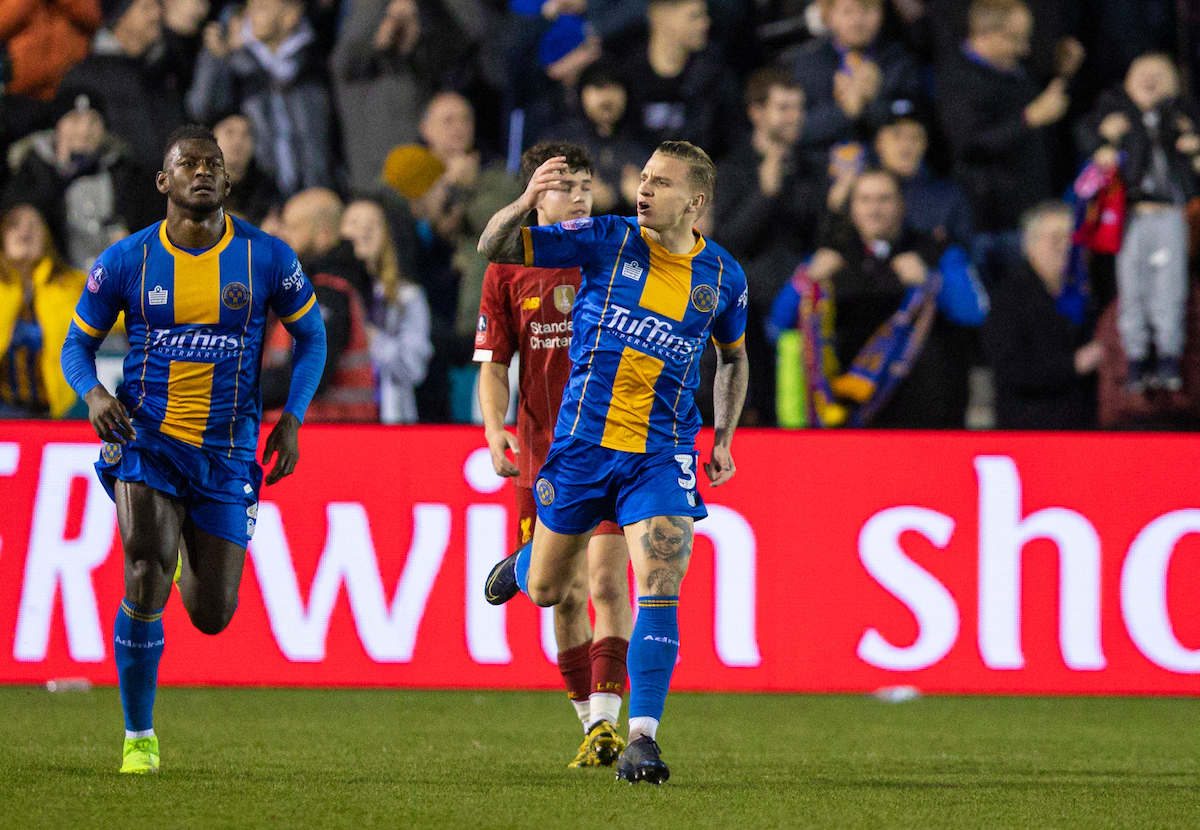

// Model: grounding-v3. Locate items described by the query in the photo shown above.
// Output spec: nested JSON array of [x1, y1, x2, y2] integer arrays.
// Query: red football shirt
[[474, 262, 580, 488]]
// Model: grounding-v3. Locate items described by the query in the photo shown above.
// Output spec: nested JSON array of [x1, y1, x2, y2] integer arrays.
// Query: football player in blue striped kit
[[60, 125, 328, 775], [480, 141, 750, 784]]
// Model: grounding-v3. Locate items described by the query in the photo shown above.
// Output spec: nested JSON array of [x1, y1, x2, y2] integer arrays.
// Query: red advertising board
[[0, 422, 1197, 693]]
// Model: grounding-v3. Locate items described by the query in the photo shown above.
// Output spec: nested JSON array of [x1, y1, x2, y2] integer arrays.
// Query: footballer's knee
[[588, 565, 627, 612], [527, 580, 567, 607], [187, 597, 238, 636]]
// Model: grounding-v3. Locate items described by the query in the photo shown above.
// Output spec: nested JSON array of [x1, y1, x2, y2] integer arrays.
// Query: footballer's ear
[[688, 191, 707, 215], [155, 171, 170, 195]]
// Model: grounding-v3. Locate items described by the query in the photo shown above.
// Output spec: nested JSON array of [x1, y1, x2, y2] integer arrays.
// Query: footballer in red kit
[[474, 143, 632, 770]]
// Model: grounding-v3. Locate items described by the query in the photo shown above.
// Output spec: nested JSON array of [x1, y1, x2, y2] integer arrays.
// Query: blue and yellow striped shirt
[[70, 215, 317, 459], [523, 215, 748, 454]]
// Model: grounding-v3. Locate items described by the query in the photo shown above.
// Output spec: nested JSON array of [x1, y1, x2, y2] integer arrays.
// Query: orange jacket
[[0, 0, 100, 100]]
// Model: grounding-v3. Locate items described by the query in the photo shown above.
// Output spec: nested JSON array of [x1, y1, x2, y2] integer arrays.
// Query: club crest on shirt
[[475, 314, 488, 345], [560, 217, 593, 231], [87, 262, 106, 293], [101, 442, 122, 464], [691, 284, 717, 313], [553, 285, 576, 314], [535, 477, 555, 506], [222, 282, 250, 310]]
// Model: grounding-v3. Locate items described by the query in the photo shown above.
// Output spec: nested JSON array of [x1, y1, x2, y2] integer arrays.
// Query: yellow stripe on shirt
[[638, 228, 705, 322], [521, 226, 534, 267], [158, 360, 215, 447], [280, 294, 315, 324], [600, 346, 664, 453], [160, 216, 234, 325], [72, 312, 107, 339]]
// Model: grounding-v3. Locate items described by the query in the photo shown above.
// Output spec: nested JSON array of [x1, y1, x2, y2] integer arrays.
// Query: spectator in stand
[[341, 198, 433, 424], [789, 0, 920, 169], [59, 0, 186, 175], [872, 99, 973, 247], [506, 6, 602, 148], [212, 113, 281, 226], [264, 188, 379, 422], [331, 0, 484, 191], [618, 0, 742, 160], [551, 60, 649, 216], [777, 168, 987, 427], [714, 66, 829, 425], [4, 92, 155, 270], [187, 0, 333, 196], [1077, 53, 1200, 393], [0, 204, 89, 418], [162, 0, 210, 90], [938, 0, 1077, 286], [381, 143, 459, 422], [414, 92, 521, 344], [0, 0, 100, 115], [982, 201, 1103, 429]]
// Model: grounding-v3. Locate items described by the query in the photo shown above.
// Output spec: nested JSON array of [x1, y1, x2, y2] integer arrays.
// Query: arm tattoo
[[477, 198, 533, 264], [713, 345, 749, 446]]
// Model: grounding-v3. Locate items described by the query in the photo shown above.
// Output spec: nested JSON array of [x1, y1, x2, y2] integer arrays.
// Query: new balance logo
[[622, 260, 644, 281], [148, 285, 168, 306]]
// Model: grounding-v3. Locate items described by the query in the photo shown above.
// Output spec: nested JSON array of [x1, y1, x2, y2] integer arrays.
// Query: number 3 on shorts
[[674, 454, 696, 489]]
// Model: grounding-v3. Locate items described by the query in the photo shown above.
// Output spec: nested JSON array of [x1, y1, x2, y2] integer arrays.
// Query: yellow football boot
[[567, 720, 626, 768], [120, 736, 160, 774]]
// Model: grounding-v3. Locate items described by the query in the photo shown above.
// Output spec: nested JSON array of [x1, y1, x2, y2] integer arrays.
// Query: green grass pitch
[[2, 687, 1197, 829]]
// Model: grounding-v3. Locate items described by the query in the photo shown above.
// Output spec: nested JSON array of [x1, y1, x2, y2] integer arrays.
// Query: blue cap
[[539, 15, 590, 68]]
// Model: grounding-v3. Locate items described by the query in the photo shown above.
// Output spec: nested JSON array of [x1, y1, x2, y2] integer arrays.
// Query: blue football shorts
[[95, 427, 262, 547], [534, 435, 707, 535]]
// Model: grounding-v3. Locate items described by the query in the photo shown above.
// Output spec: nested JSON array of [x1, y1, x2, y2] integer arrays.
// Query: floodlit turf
[[1, 687, 1197, 829]]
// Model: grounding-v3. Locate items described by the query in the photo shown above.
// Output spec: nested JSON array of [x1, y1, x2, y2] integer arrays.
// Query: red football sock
[[590, 636, 629, 698], [557, 640, 593, 703]]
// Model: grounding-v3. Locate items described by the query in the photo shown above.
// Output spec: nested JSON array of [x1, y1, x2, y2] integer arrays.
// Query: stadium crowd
[[0, 0, 1196, 429]]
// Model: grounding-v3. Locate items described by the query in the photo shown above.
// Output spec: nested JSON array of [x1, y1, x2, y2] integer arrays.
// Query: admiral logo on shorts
[[535, 477, 555, 506]]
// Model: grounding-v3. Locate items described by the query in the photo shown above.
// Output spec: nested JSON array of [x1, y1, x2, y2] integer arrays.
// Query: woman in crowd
[[0, 204, 91, 418], [340, 198, 433, 424]]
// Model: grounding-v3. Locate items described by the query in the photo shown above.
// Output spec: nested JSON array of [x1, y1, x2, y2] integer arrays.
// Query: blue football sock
[[113, 599, 165, 734], [627, 597, 680, 722], [514, 541, 532, 595]]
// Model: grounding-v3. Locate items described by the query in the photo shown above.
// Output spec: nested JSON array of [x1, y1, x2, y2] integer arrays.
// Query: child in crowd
[[1080, 53, 1200, 392]]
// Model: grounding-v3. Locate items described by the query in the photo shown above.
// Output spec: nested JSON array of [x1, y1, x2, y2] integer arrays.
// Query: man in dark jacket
[[790, 0, 921, 168], [714, 66, 828, 424], [187, 0, 333, 196], [617, 0, 743, 160], [982, 201, 1103, 429], [873, 100, 973, 247], [3, 92, 157, 268], [810, 169, 986, 427], [213, 113, 282, 227], [938, 0, 1070, 286], [58, 0, 186, 175]]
